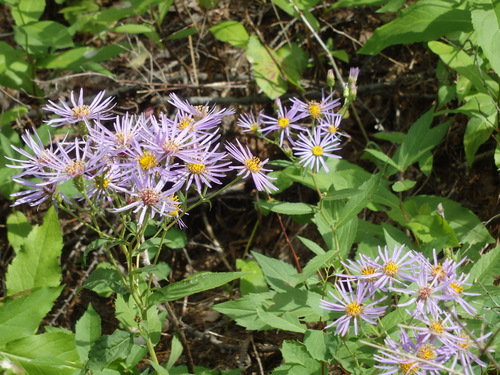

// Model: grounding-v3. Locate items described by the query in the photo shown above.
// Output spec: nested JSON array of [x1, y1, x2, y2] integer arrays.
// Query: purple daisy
[[292, 127, 341, 173], [320, 280, 386, 336], [225, 139, 278, 193]]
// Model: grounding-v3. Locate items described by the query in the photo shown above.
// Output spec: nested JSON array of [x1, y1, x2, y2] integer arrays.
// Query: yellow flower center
[[250, 122, 259, 131], [382, 261, 399, 277], [417, 343, 436, 360], [345, 302, 363, 317], [450, 283, 463, 294], [115, 131, 132, 147], [178, 116, 193, 130], [458, 333, 471, 350], [399, 362, 419, 374], [278, 117, 290, 128], [72, 105, 91, 119], [308, 101, 321, 118], [431, 264, 445, 281], [328, 125, 339, 134], [187, 163, 206, 174], [244, 157, 262, 173], [162, 140, 180, 155], [137, 151, 158, 171], [94, 174, 110, 189], [312, 145, 323, 156], [169, 194, 181, 216], [360, 265, 377, 283], [429, 320, 444, 335]]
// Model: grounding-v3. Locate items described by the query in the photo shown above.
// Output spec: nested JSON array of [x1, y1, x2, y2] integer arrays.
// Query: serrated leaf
[[0, 286, 63, 344], [86, 330, 133, 371], [256, 308, 305, 333], [358, 0, 473, 55], [297, 235, 325, 255], [246, 35, 287, 99], [469, 245, 500, 286], [464, 116, 494, 166], [150, 272, 245, 304], [252, 251, 299, 292], [83, 265, 128, 295], [6, 206, 63, 294], [209, 21, 249, 48], [236, 259, 269, 295], [75, 303, 101, 362], [471, 0, 500, 77]]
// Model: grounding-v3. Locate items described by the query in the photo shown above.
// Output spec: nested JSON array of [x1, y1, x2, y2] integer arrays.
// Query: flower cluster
[[236, 91, 348, 173], [321, 245, 490, 374], [8, 90, 281, 225]]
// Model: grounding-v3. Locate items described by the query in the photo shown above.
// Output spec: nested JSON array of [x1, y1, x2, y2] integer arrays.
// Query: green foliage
[[210, 21, 249, 48]]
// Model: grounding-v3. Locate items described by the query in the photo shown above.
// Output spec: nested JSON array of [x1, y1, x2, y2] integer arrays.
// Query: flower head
[[225, 139, 278, 193], [292, 127, 341, 172], [43, 89, 115, 127]]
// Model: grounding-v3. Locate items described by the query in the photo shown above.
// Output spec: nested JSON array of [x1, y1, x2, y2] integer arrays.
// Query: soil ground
[[0, 1, 499, 374]]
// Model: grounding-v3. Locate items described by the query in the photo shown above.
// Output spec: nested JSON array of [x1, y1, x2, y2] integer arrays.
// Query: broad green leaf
[[10, 0, 45, 25], [209, 21, 249, 48], [406, 213, 460, 247], [297, 235, 325, 255], [0, 286, 63, 345], [471, 0, 500, 77], [6, 206, 63, 294], [272, 0, 320, 30], [165, 333, 183, 371], [236, 259, 269, 295], [149, 361, 171, 375], [6, 210, 31, 254], [75, 303, 101, 363], [255, 201, 316, 215], [0, 106, 28, 127], [0, 41, 35, 94], [363, 148, 400, 172], [246, 35, 287, 99], [166, 27, 197, 40], [212, 292, 274, 330], [256, 308, 306, 333], [293, 249, 337, 285], [86, 330, 133, 372], [428, 41, 499, 96], [373, 131, 405, 144], [150, 272, 245, 304], [469, 245, 500, 286], [281, 340, 321, 371], [358, 1, 473, 55], [392, 179, 416, 192], [393, 107, 450, 173], [464, 116, 494, 166], [252, 251, 299, 292], [276, 43, 308, 90], [304, 329, 339, 362], [13, 21, 74, 55], [83, 264, 128, 296]]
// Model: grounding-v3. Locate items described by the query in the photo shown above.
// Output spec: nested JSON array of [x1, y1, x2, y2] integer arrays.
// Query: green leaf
[[428, 41, 499, 95], [114, 23, 156, 34], [406, 213, 460, 247], [293, 249, 337, 285], [252, 251, 299, 292], [373, 131, 405, 144], [75, 303, 101, 363], [165, 333, 183, 371], [255, 201, 316, 215], [304, 329, 339, 362], [212, 292, 274, 330], [166, 27, 197, 40], [6, 206, 63, 294], [10, 0, 45, 25], [297, 235, 325, 255], [358, 0, 473, 55], [256, 308, 305, 333], [150, 272, 245, 304], [471, 0, 500, 77], [86, 330, 133, 372], [276, 43, 308, 90], [14, 21, 74, 55], [392, 107, 450, 173], [469, 245, 500, 286], [392, 179, 416, 192], [363, 148, 400, 172], [83, 263, 128, 296], [236, 259, 269, 295], [246, 35, 287, 99], [0, 41, 36, 94], [280, 340, 321, 371], [464, 116, 494, 166], [329, 0, 386, 9], [209, 21, 249, 48], [6, 211, 32, 254], [0, 286, 63, 345]]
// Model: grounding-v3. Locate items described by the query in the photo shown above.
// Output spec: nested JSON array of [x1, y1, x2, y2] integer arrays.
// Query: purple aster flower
[[183, 143, 232, 192], [237, 110, 264, 134], [6, 129, 60, 178], [168, 93, 234, 121], [392, 265, 455, 315], [43, 89, 115, 127], [290, 91, 341, 120], [449, 329, 492, 375], [371, 245, 419, 291], [261, 98, 309, 146], [340, 253, 381, 295], [225, 139, 278, 193], [11, 177, 71, 209], [292, 127, 341, 173], [442, 272, 479, 315], [317, 111, 348, 139], [320, 280, 386, 336], [111, 172, 184, 226], [374, 328, 447, 374]]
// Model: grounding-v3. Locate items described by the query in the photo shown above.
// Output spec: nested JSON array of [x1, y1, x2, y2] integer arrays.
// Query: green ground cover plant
[[0, 0, 499, 374]]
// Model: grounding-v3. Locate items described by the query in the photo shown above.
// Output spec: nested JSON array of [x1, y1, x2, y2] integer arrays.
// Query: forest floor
[[0, 1, 499, 374]]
